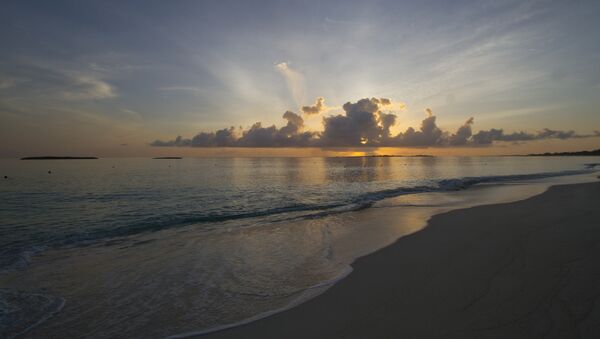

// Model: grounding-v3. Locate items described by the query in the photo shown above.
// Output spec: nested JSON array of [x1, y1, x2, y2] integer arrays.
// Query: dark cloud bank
[[151, 98, 599, 148]]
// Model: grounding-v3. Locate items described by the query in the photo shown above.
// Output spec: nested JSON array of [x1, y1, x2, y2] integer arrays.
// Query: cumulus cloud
[[151, 135, 191, 147], [471, 128, 598, 145], [151, 97, 597, 148], [151, 111, 317, 147], [391, 108, 445, 146], [318, 98, 401, 146], [449, 117, 474, 146], [377, 98, 391, 105], [367, 97, 392, 106], [301, 97, 326, 115]]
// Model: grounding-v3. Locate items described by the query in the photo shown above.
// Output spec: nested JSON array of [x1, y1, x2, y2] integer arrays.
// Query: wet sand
[[202, 182, 600, 339]]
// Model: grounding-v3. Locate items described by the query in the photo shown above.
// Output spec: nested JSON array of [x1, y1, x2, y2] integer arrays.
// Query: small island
[[20, 156, 98, 160], [152, 157, 183, 159], [526, 148, 600, 156], [366, 154, 434, 158]]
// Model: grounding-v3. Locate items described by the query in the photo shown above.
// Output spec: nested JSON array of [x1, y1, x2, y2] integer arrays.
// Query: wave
[[298, 169, 594, 219], [348, 168, 590, 206], [164, 169, 597, 338], [1, 168, 596, 273], [584, 162, 600, 169]]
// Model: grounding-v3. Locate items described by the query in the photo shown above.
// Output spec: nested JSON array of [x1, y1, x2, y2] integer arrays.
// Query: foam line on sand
[[202, 182, 600, 338]]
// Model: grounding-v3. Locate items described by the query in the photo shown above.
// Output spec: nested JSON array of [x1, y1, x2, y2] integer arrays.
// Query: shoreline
[[3, 173, 597, 338], [170, 175, 585, 338], [201, 181, 600, 338]]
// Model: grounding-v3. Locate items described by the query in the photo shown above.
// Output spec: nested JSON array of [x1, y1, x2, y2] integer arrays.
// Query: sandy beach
[[4, 1, 600, 337], [201, 181, 600, 339]]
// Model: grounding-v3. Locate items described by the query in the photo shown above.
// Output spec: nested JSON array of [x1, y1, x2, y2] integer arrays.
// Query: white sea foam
[[166, 265, 353, 339]]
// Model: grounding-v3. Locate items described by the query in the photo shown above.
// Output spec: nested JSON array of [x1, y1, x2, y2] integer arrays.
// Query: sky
[[1, 0, 599, 157]]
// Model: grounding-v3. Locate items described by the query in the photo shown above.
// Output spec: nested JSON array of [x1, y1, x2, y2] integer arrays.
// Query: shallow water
[[0, 156, 599, 338]]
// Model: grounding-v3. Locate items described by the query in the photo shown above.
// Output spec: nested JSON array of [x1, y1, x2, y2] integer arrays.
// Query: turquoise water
[[0, 156, 598, 338]]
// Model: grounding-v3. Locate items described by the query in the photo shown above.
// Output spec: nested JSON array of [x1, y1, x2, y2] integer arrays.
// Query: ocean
[[1, 156, 598, 338]]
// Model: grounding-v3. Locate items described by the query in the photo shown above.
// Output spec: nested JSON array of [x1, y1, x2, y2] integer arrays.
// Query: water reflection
[[1, 156, 598, 338]]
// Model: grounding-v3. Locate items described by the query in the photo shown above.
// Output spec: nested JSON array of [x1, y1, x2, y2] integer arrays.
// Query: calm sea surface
[[0, 156, 598, 338]]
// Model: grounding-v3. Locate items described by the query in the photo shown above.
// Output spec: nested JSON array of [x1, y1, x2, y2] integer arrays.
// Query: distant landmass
[[527, 149, 600, 156], [336, 154, 434, 158], [153, 156, 182, 159], [366, 154, 434, 158], [20, 156, 98, 160]]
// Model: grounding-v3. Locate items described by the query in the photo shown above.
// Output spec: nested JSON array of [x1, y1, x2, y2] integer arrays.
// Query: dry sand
[[202, 182, 600, 339]]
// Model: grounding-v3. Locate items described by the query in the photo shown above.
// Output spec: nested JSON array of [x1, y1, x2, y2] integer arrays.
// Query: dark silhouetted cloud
[[470, 128, 600, 145], [151, 111, 317, 147], [301, 97, 325, 115], [449, 117, 474, 146], [151, 135, 191, 147], [151, 97, 598, 148], [319, 98, 393, 146], [391, 108, 445, 146], [379, 98, 391, 105]]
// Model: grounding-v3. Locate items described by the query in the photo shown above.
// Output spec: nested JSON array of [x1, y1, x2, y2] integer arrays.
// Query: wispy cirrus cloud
[[275, 62, 305, 105], [0, 58, 119, 102], [0, 78, 20, 90], [158, 86, 206, 96], [60, 74, 117, 100], [120, 108, 143, 120]]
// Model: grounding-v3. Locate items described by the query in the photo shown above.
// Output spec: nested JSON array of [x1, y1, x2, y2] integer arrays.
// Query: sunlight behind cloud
[[1, 0, 599, 157]]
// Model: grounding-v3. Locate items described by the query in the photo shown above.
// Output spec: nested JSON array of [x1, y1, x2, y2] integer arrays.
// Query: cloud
[[60, 75, 116, 100], [275, 62, 305, 105], [0, 59, 120, 103], [391, 108, 445, 146], [151, 110, 317, 147], [0, 78, 19, 90], [151, 97, 597, 148], [120, 108, 142, 120], [377, 98, 391, 105], [188, 126, 238, 147], [158, 86, 205, 95], [281, 110, 304, 135], [471, 128, 599, 145], [320, 98, 396, 146], [448, 117, 474, 146], [301, 97, 326, 115], [151, 135, 191, 147]]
